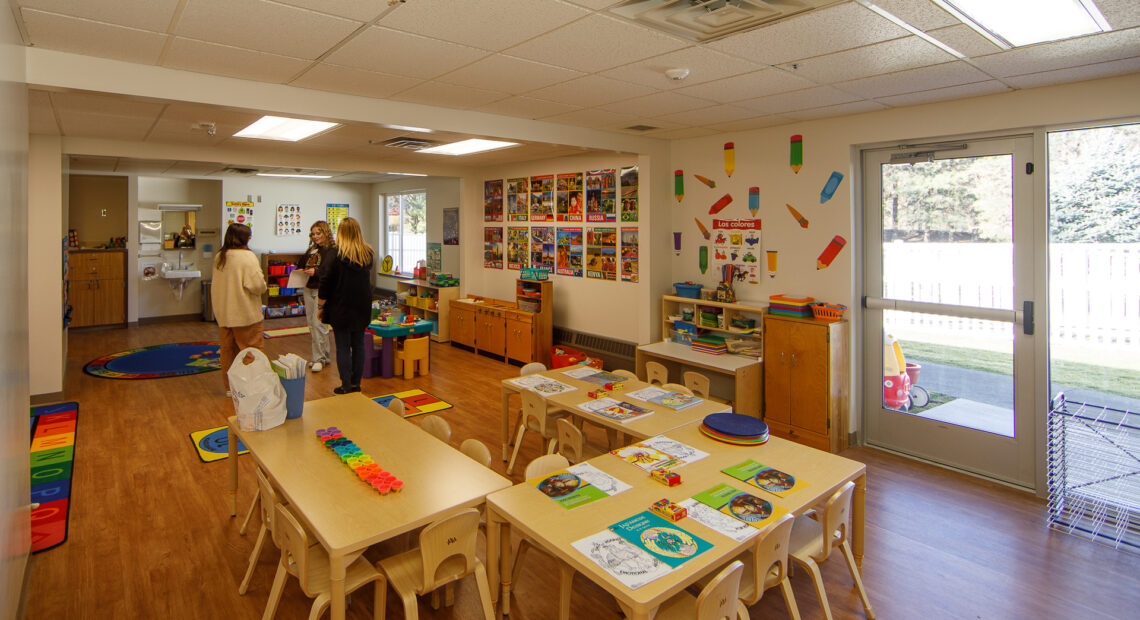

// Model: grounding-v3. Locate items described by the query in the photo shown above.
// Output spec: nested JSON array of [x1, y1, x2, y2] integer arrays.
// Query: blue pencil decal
[[748, 187, 759, 217], [820, 171, 844, 203]]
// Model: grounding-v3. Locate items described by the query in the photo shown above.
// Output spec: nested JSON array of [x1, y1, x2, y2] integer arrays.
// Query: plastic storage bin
[[673, 282, 703, 299]]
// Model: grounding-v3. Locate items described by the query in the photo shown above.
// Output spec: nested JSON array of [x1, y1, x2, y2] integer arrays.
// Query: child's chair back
[[817, 481, 855, 563], [683, 371, 712, 400], [520, 362, 547, 376], [524, 453, 570, 479], [645, 361, 668, 385], [662, 382, 694, 396], [555, 417, 585, 463], [418, 509, 481, 593], [274, 503, 319, 596], [695, 560, 745, 620], [459, 438, 492, 469], [420, 415, 452, 444]]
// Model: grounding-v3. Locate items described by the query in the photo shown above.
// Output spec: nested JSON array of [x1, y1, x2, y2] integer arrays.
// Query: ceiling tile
[[708, 2, 909, 65], [926, 24, 1003, 58], [52, 92, 165, 140], [834, 61, 992, 99], [146, 103, 263, 145], [325, 26, 490, 80], [474, 96, 581, 119], [437, 55, 584, 94], [27, 90, 60, 135], [644, 126, 720, 140], [781, 36, 955, 83], [673, 67, 817, 103], [290, 63, 423, 99], [174, 0, 361, 60], [783, 99, 888, 120], [163, 38, 311, 84], [868, 0, 958, 30], [704, 115, 794, 133], [273, 0, 392, 22], [970, 28, 1140, 78], [736, 86, 861, 115], [564, 0, 622, 9], [875, 80, 1010, 107], [504, 13, 687, 73], [17, 0, 181, 32], [1098, 0, 1140, 29], [598, 90, 712, 117], [541, 107, 641, 130], [21, 10, 167, 65], [389, 81, 509, 110], [1003, 56, 1140, 89], [651, 103, 758, 127], [526, 74, 656, 108], [599, 46, 763, 89], [378, 0, 589, 51]]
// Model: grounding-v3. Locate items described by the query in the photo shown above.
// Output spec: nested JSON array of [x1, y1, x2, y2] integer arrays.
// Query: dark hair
[[217, 223, 251, 270]]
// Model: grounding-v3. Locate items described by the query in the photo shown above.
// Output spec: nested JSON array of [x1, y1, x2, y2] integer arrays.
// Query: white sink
[[163, 269, 201, 279]]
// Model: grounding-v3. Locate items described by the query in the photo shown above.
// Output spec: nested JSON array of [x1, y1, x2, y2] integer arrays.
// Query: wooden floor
[[24, 319, 1140, 619]]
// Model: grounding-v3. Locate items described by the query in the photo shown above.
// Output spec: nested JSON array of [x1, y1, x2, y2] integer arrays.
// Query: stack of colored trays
[[315, 427, 404, 495], [768, 294, 815, 318], [691, 336, 727, 355], [699, 412, 770, 445]]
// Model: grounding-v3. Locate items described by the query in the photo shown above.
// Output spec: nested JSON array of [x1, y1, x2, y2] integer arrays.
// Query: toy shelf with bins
[[660, 295, 767, 341], [261, 252, 305, 319], [395, 278, 459, 342]]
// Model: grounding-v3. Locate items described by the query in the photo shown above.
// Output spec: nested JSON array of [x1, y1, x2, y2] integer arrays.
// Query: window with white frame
[[385, 190, 427, 273]]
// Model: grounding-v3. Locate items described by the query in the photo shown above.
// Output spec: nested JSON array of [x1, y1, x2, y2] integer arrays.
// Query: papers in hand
[[286, 268, 309, 289], [271, 353, 308, 379]]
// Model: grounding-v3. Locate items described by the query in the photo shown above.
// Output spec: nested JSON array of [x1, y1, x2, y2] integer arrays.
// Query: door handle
[[1022, 300, 1034, 335]]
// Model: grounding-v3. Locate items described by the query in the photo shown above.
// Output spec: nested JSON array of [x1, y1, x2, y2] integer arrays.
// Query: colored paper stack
[[699, 412, 769, 445], [691, 336, 727, 355], [768, 294, 815, 318]]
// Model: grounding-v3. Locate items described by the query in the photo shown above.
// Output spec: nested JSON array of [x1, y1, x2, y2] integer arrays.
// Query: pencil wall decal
[[786, 203, 809, 228], [694, 173, 716, 189], [699, 246, 708, 274], [748, 187, 759, 217], [817, 235, 846, 270], [674, 170, 684, 202], [708, 193, 733, 215], [820, 171, 844, 203], [694, 218, 710, 240], [790, 135, 803, 173], [766, 250, 778, 278], [724, 142, 735, 177]]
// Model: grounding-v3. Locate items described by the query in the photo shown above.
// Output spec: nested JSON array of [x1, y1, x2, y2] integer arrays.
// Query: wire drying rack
[[1047, 393, 1140, 554]]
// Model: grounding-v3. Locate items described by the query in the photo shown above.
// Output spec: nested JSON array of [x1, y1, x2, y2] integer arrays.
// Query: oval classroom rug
[[84, 341, 221, 379]]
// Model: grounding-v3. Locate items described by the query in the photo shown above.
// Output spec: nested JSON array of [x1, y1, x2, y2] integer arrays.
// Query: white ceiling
[[15, 0, 1140, 180]]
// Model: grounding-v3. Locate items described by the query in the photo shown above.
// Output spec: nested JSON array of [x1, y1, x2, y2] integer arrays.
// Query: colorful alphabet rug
[[189, 426, 249, 463], [84, 342, 220, 379], [371, 389, 453, 418], [30, 402, 78, 553]]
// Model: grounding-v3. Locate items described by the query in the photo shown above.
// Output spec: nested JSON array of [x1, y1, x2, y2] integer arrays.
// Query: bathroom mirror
[[158, 204, 200, 249]]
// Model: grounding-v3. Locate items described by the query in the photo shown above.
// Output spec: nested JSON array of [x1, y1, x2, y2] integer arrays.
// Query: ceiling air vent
[[378, 137, 437, 150], [625, 124, 659, 131], [610, 0, 836, 42]]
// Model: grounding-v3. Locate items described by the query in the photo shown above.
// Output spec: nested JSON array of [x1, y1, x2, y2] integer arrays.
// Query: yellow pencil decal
[[724, 142, 735, 177]]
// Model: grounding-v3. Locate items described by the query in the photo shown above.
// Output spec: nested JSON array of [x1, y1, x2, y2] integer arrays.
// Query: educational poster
[[275, 204, 302, 236], [620, 166, 638, 222], [506, 226, 529, 270], [586, 227, 617, 281], [530, 174, 554, 222], [483, 227, 503, 269], [621, 227, 639, 283], [443, 208, 459, 245], [426, 242, 442, 272], [326, 203, 348, 234], [484, 180, 503, 222], [586, 168, 616, 222], [224, 202, 254, 231], [556, 227, 583, 277], [507, 177, 529, 222], [556, 172, 583, 222], [711, 218, 762, 284], [530, 226, 555, 270]]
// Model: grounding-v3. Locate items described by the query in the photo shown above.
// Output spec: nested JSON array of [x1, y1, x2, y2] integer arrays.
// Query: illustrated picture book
[[721, 460, 809, 497]]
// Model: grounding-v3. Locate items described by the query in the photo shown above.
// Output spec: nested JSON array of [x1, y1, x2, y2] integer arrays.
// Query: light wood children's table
[[485, 420, 868, 619], [636, 341, 762, 417], [498, 368, 732, 461], [227, 393, 511, 620]]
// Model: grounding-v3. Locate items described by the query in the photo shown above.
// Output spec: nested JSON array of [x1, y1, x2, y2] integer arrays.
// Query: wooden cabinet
[[505, 314, 534, 363], [475, 306, 506, 357], [515, 279, 552, 366], [763, 314, 848, 453], [448, 279, 552, 365], [396, 278, 459, 342], [450, 303, 475, 348], [69, 250, 125, 328]]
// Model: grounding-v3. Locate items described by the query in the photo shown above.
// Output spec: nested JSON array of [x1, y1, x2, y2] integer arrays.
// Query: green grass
[[900, 340, 1140, 399]]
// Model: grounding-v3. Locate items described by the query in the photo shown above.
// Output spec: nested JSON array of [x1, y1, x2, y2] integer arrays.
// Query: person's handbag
[[228, 347, 288, 432]]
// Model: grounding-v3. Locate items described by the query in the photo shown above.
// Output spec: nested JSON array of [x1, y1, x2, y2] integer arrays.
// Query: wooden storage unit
[[69, 249, 126, 328], [395, 278, 460, 342], [450, 302, 475, 348], [763, 313, 848, 453], [516, 279, 552, 366], [661, 295, 766, 344], [448, 279, 553, 366], [260, 252, 305, 319]]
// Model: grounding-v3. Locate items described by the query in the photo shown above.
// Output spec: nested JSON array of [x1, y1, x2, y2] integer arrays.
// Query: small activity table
[[368, 319, 433, 378]]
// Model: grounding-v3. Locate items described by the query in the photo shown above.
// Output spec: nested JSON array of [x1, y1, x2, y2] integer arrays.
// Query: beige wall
[[27, 137, 64, 397], [1, 4, 30, 614], [68, 174, 127, 248], [373, 175, 462, 283]]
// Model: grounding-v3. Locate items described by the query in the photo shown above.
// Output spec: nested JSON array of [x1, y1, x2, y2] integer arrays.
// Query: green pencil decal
[[699, 246, 708, 274], [674, 170, 684, 202], [790, 135, 803, 173]]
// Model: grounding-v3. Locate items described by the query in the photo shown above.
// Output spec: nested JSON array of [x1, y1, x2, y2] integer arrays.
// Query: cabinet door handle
[[791, 353, 797, 366], [780, 352, 785, 365]]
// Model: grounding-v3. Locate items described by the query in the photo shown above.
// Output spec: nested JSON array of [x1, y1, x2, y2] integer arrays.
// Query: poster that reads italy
[[711, 218, 762, 284], [224, 202, 254, 231]]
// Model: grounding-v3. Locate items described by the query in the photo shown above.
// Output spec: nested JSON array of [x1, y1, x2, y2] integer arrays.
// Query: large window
[[385, 191, 426, 273]]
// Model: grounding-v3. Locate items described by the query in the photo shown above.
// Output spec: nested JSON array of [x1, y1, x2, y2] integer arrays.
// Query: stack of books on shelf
[[691, 336, 727, 355], [768, 294, 815, 318]]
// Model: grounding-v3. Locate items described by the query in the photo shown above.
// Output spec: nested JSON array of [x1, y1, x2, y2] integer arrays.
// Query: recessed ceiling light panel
[[417, 139, 519, 156], [933, 0, 1110, 48], [234, 116, 339, 141]]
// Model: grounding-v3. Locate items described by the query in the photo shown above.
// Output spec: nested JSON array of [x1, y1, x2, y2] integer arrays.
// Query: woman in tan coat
[[211, 223, 267, 394]]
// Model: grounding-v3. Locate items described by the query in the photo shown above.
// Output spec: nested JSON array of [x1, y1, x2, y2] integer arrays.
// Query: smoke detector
[[611, 0, 834, 42], [665, 68, 691, 81]]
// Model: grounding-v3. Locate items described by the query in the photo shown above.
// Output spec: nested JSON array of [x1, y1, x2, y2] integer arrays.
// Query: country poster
[[556, 172, 583, 222], [484, 180, 503, 222], [483, 227, 503, 269], [586, 227, 617, 281], [556, 227, 583, 277], [586, 168, 617, 223], [507, 177, 529, 222], [530, 226, 555, 271], [530, 174, 554, 222], [620, 166, 638, 222], [507, 226, 529, 270], [621, 227, 639, 283]]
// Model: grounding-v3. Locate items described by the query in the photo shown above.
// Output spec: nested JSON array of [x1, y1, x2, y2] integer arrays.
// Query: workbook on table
[[578, 371, 630, 387], [608, 510, 712, 568], [570, 530, 672, 589], [691, 483, 788, 530], [625, 387, 702, 410], [508, 374, 576, 395], [562, 365, 602, 379], [528, 462, 631, 509], [577, 398, 653, 423], [721, 460, 809, 498], [610, 435, 708, 472]]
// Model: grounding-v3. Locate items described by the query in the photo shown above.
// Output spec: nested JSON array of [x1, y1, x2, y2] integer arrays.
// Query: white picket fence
[[881, 243, 1139, 346]]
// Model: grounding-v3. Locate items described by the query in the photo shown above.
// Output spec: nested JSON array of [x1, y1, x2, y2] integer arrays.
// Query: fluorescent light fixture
[[383, 124, 433, 133], [417, 139, 519, 156], [386, 172, 428, 176], [256, 173, 333, 179], [234, 116, 338, 141], [933, 0, 1110, 48]]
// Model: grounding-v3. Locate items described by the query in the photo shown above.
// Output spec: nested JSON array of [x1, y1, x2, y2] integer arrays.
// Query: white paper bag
[[229, 347, 288, 432]]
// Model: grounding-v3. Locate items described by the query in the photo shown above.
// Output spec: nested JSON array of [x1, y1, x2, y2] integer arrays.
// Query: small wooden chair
[[387, 398, 406, 417], [654, 560, 748, 620], [612, 368, 638, 381], [662, 382, 694, 396], [263, 504, 386, 620], [459, 438, 492, 469], [377, 509, 496, 620], [238, 468, 285, 595], [513, 454, 576, 619], [555, 417, 605, 464], [682, 371, 712, 399], [419, 415, 451, 444], [645, 360, 668, 385], [394, 335, 430, 379], [789, 481, 875, 620], [698, 513, 800, 618], [506, 389, 568, 475], [520, 362, 547, 376]]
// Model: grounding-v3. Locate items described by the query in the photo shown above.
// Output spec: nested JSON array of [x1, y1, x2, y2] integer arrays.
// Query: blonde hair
[[335, 217, 373, 267], [309, 220, 334, 248]]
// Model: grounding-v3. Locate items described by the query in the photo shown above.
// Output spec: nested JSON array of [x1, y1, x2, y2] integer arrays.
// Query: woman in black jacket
[[318, 217, 374, 394]]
